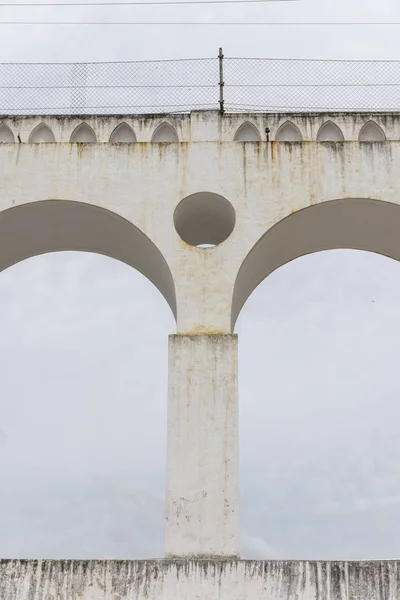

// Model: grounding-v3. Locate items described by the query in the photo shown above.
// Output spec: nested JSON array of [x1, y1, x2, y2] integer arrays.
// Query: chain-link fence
[[223, 57, 400, 112], [2, 53, 400, 115]]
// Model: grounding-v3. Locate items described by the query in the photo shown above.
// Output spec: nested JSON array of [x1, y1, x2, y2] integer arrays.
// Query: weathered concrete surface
[[1, 559, 400, 600], [2, 113, 400, 333], [2, 111, 400, 562], [3, 110, 400, 142], [166, 335, 238, 557]]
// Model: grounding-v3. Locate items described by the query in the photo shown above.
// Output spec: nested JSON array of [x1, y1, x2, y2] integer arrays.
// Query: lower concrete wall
[[1, 559, 399, 600]]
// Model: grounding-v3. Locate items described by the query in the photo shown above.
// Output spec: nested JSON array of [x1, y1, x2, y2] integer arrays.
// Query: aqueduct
[[1, 109, 400, 598]]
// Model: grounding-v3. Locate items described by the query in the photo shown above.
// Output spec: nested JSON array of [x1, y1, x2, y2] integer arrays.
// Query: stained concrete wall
[[1, 111, 400, 584], [1, 110, 400, 142], [1, 113, 400, 333], [1, 559, 400, 600]]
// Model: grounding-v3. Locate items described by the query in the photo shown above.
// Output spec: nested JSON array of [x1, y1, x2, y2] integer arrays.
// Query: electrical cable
[[0, 0, 297, 5], [0, 21, 399, 25]]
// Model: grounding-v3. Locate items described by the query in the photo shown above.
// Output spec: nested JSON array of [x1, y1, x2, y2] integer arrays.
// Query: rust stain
[[255, 141, 263, 165], [270, 141, 276, 161]]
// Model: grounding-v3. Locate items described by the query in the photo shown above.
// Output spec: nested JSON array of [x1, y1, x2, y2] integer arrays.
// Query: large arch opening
[[0, 251, 175, 558], [0, 200, 176, 558], [232, 198, 400, 330], [0, 200, 176, 318], [235, 197, 400, 559], [237, 249, 400, 559]]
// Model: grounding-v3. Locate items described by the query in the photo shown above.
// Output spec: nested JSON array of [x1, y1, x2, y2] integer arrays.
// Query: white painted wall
[[1, 113, 400, 334], [1, 111, 400, 568]]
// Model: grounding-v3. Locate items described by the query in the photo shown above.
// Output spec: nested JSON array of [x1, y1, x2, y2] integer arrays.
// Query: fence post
[[218, 47, 225, 114]]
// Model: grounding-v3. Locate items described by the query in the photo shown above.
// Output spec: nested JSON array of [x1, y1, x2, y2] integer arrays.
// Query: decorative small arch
[[28, 123, 56, 143], [316, 121, 344, 142], [0, 124, 14, 143], [109, 122, 136, 143], [359, 121, 386, 142], [275, 121, 303, 142], [151, 122, 178, 143], [234, 122, 261, 142], [70, 123, 96, 143]]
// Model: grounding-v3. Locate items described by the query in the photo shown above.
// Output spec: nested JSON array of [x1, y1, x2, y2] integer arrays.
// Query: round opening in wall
[[174, 192, 236, 247]]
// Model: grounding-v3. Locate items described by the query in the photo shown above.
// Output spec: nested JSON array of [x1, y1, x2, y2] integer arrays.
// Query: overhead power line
[[2, 21, 400, 25], [0, 0, 297, 4]]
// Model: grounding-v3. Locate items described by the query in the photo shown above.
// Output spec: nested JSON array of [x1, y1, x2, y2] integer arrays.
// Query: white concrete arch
[[233, 122, 261, 142], [29, 123, 56, 143], [151, 122, 179, 142], [0, 200, 176, 317], [359, 121, 386, 142], [275, 121, 303, 142], [316, 121, 344, 142], [110, 122, 136, 143], [70, 123, 97, 143], [0, 123, 14, 143], [231, 198, 400, 329]]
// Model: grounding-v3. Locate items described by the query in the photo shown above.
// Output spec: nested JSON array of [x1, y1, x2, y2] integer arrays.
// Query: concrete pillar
[[166, 334, 239, 558]]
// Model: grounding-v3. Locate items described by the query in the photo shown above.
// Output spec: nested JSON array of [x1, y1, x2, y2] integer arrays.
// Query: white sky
[[1, 0, 400, 560]]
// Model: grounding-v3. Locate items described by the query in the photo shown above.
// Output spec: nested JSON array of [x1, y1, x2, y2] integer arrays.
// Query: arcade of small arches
[[0, 117, 389, 143]]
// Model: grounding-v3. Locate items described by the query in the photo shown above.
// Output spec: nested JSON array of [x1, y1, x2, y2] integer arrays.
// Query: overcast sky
[[1, 0, 400, 561]]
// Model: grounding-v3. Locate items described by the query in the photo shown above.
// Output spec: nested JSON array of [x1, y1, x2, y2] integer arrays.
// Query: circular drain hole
[[174, 192, 236, 247]]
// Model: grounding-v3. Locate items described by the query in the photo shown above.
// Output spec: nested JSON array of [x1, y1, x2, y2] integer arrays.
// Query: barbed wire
[[2, 55, 400, 115]]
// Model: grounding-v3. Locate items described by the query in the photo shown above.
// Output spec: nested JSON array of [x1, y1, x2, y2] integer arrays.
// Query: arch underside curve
[[0, 200, 176, 318], [232, 198, 400, 329]]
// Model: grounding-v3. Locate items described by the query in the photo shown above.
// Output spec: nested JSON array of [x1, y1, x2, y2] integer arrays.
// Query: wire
[[0, 84, 216, 89], [0, 0, 298, 4], [2, 83, 400, 89], [1, 21, 400, 25], [230, 56, 400, 62], [0, 56, 398, 64]]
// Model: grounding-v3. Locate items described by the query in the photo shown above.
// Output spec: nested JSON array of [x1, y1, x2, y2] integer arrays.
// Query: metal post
[[218, 47, 225, 114]]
